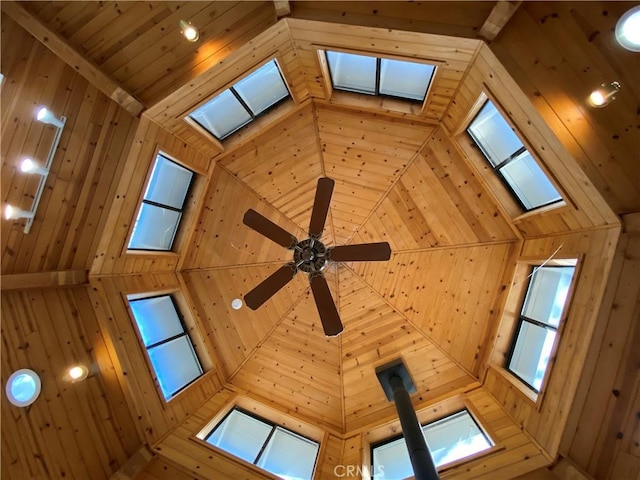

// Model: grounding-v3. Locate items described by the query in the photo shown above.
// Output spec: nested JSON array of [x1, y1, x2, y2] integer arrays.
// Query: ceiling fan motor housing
[[294, 238, 328, 273]]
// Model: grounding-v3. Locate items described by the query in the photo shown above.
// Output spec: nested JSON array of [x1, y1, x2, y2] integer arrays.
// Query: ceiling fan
[[242, 177, 392, 337]]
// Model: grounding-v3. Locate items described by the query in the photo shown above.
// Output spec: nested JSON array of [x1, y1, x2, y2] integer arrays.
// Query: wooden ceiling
[[2, 2, 638, 480]]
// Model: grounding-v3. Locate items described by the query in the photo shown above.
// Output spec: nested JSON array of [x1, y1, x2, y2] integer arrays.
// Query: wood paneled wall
[[560, 228, 640, 479], [1, 14, 137, 275], [88, 272, 223, 445], [91, 115, 212, 276], [491, 2, 640, 216], [1, 286, 140, 479], [484, 226, 620, 458], [445, 44, 619, 236]]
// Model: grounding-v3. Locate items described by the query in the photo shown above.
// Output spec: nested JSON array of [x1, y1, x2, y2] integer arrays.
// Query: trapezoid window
[[202, 407, 319, 480], [371, 409, 493, 478], [188, 59, 290, 141], [325, 50, 436, 102], [507, 264, 576, 392], [128, 294, 203, 400], [128, 153, 194, 251], [467, 99, 562, 211]]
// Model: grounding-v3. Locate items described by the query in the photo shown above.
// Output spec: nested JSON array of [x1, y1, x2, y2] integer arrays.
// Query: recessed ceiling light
[[6, 369, 41, 407], [67, 365, 89, 382], [588, 81, 621, 107], [231, 298, 243, 310], [615, 6, 640, 52]]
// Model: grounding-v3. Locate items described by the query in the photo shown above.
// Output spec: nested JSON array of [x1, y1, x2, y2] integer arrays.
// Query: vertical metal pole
[[389, 374, 440, 480]]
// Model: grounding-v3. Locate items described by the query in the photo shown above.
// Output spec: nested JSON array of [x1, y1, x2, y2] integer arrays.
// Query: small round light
[[35, 106, 48, 121], [179, 20, 199, 42], [616, 6, 640, 52], [588, 82, 621, 108], [5, 204, 15, 220], [589, 90, 606, 107], [231, 298, 243, 310], [20, 158, 36, 173], [6, 369, 41, 407], [66, 365, 88, 382]]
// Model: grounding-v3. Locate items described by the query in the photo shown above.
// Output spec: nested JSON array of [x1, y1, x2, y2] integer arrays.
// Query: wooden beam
[[109, 446, 154, 480], [1, 270, 88, 290], [1, 1, 145, 117], [273, 0, 291, 18], [478, 1, 522, 42]]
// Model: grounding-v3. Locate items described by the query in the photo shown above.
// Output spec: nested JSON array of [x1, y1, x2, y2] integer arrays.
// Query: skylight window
[[507, 265, 576, 391], [467, 100, 562, 211], [128, 153, 193, 251], [372, 409, 493, 478], [326, 51, 436, 102], [203, 408, 319, 480], [128, 294, 203, 400], [188, 59, 290, 140]]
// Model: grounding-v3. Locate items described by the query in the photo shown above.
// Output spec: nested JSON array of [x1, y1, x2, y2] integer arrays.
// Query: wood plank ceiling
[[4, 0, 526, 435], [3, 4, 631, 477]]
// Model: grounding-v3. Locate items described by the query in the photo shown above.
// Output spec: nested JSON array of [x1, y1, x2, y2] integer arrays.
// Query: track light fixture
[[5, 205, 34, 220], [180, 20, 199, 42], [588, 82, 621, 108], [20, 158, 48, 176], [35, 106, 65, 128]]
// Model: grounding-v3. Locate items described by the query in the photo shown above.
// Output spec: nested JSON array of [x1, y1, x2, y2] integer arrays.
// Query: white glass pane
[[522, 267, 575, 327], [422, 411, 492, 468], [129, 296, 183, 347], [379, 58, 434, 101], [147, 335, 202, 399], [128, 203, 181, 250], [372, 437, 413, 480], [499, 151, 562, 210], [326, 51, 376, 95], [467, 100, 524, 166], [189, 89, 252, 139], [207, 410, 272, 464], [509, 321, 557, 390], [144, 155, 192, 209], [257, 427, 319, 480], [234, 60, 289, 116]]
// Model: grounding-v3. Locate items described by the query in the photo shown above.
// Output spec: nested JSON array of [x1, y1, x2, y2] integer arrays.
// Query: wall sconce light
[[179, 20, 199, 42], [588, 81, 621, 108], [4, 106, 66, 233], [64, 365, 89, 383], [20, 158, 48, 176]]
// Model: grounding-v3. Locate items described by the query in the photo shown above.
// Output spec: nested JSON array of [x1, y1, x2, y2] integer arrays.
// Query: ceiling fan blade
[[310, 275, 343, 337], [308, 177, 335, 237], [244, 264, 297, 310], [243, 209, 297, 249], [329, 242, 392, 262]]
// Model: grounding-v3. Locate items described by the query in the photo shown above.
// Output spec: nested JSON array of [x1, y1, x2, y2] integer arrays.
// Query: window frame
[[201, 406, 320, 480], [505, 264, 577, 393], [465, 99, 563, 213], [127, 152, 195, 252], [186, 58, 292, 142], [127, 293, 204, 401], [370, 408, 494, 478], [325, 50, 436, 104]]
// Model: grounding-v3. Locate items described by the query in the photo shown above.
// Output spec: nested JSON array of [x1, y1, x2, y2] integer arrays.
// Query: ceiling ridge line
[[226, 285, 311, 383], [388, 238, 519, 255], [312, 101, 338, 247], [341, 263, 478, 382], [342, 129, 436, 246], [180, 261, 289, 273], [215, 162, 309, 238]]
